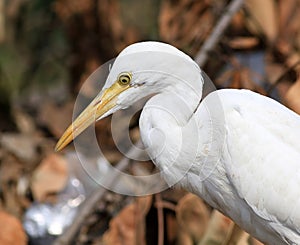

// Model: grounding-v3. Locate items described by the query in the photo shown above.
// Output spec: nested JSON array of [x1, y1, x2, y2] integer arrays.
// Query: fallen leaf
[[223, 224, 251, 245], [0, 133, 38, 163], [31, 153, 68, 202], [176, 193, 210, 243], [251, 237, 265, 245], [0, 154, 24, 216], [12, 108, 36, 134], [101, 196, 152, 245], [0, 210, 27, 245], [198, 210, 234, 245]]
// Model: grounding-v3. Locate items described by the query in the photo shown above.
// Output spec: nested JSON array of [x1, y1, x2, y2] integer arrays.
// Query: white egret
[[56, 42, 300, 244]]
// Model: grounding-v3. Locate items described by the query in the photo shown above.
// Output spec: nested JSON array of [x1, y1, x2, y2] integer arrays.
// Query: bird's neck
[[162, 69, 204, 124], [140, 78, 227, 190], [139, 71, 205, 186]]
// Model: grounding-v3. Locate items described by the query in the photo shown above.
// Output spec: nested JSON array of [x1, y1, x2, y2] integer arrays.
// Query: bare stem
[[194, 0, 245, 67], [156, 193, 164, 245], [53, 144, 140, 245]]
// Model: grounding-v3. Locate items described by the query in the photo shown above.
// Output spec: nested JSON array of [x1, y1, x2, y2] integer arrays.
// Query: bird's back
[[205, 89, 300, 244]]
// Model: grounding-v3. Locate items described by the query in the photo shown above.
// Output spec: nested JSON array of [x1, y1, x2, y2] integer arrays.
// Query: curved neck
[[139, 74, 226, 188], [162, 68, 204, 125], [139, 70, 205, 184]]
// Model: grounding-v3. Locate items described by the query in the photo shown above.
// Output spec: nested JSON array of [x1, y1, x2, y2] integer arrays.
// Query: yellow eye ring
[[118, 72, 132, 85]]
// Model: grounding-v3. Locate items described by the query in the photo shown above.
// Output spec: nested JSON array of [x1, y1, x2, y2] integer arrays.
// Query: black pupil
[[121, 76, 129, 83]]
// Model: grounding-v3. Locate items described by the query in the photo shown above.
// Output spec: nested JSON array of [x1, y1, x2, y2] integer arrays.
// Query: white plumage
[[56, 42, 300, 244]]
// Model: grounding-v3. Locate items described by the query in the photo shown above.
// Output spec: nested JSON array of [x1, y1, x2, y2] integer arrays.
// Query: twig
[[155, 193, 164, 245], [194, 0, 245, 67], [155, 199, 177, 212], [53, 1, 245, 244]]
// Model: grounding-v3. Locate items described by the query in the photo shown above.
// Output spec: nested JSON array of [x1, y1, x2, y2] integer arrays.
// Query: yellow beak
[[55, 81, 130, 152]]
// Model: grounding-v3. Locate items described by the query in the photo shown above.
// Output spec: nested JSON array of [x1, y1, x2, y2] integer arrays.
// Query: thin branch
[[267, 59, 300, 95], [194, 0, 245, 67], [155, 200, 177, 212], [53, 142, 142, 245], [155, 193, 164, 245]]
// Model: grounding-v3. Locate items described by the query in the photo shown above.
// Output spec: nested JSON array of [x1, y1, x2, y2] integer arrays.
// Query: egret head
[[55, 41, 202, 151]]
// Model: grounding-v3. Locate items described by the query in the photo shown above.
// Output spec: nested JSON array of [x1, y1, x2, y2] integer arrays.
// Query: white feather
[[84, 42, 300, 244]]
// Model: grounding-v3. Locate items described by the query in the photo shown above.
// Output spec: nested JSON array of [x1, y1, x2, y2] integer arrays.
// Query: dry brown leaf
[[246, 0, 278, 44], [0, 149, 29, 216], [102, 196, 152, 245], [31, 153, 68, 202], [0, 133, 38, 163], [198, 210, 234, 245], [284, 77, 300, 115], [12, 109, 36, 134], [223, 224, 251, 245], [177, 231, 193, 245], [0, 211, 27, 245], [220, 220, 265, 245], [176, 193, 210, 244], [251, 237, 265, 245]]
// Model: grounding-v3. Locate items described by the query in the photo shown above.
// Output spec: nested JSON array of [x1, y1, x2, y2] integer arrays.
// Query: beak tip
[[55, 125, 74, 152], [54, 136, 69, 152], [54, 142, 63, 152], [54, 145, 60, 152], [54, 88, 110, 153]]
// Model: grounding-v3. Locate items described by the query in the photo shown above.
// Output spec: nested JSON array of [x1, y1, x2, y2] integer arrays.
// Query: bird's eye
[[118, 72, 132, 85]]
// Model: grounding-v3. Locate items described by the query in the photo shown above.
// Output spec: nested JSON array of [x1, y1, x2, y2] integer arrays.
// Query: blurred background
[[0, 0, 299, 244]]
